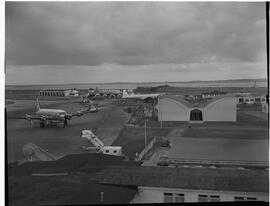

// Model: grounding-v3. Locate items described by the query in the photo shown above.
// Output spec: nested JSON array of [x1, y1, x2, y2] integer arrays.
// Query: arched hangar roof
[[161, 95, 236, 109]]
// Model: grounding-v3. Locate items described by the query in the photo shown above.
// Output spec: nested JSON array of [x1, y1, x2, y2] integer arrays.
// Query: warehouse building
[[157, 95, 237, 122], [39, 88, 79, 97]]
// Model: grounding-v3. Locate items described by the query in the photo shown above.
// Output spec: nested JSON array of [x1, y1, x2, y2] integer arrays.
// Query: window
[[246, 197, 257, 201], [234, 196, 245, 201], [164, 193, 173, 203], [234, 196, 257, 201], [198, 194, 220, 202], [210, 195, 220, 202], [113, 150, 117, 153], [175, 193, 185, 203], [164, 193, 184, 203], [198, 195, 208, 202], [105, 150, 109, 153]]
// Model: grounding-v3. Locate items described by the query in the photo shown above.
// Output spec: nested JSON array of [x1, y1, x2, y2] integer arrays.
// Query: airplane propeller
[[25, 114, 33, 125]]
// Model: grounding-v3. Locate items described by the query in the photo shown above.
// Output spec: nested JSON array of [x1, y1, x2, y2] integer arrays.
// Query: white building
[[94, 166, 268, 203], [157, 95, 237, 122], [237, 95, 267, 105], [133, 186, 267, 203]]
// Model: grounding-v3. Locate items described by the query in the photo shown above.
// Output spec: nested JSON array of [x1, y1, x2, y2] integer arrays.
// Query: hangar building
[[157, 95, 236, 122], [39, 88, 79, 97]]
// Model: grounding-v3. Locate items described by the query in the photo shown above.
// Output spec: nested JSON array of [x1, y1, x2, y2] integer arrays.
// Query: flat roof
[[93, 166, 268, 193], [168, 137, 268, 164]]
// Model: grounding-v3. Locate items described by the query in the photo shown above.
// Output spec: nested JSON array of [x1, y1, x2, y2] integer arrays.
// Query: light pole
[[144, 119, 147, 148], [158, 95, 162, 128]]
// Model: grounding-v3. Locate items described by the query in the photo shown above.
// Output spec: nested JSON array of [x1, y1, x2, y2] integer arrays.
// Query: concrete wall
[[158, 98, 189, 121], [204, 97, 236, 121], [132, 186, 268, 203]]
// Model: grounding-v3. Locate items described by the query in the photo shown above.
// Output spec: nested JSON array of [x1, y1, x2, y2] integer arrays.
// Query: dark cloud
[[5, 2, 266, 66]]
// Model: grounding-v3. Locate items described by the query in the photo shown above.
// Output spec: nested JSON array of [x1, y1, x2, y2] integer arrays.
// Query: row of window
[[163, 193, 257, 203], [239, 98, 266, 102], [104, 150, 118, 153]]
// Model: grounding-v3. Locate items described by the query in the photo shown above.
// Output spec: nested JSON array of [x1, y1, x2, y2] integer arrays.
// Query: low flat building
[[93, 166, 268, 203], [157, 95, 236, 122], [237, 95, 267, 105]]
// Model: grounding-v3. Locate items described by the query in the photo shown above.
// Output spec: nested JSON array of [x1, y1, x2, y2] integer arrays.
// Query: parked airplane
[[21, 99, 84, 128], [122, 89, 162, 100]]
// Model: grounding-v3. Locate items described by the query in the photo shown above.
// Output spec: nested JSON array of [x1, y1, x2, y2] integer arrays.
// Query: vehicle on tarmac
[[81, 130, 122, 156]]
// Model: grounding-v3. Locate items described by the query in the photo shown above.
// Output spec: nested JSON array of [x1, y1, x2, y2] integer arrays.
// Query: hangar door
[[190, 109, 203, 121]]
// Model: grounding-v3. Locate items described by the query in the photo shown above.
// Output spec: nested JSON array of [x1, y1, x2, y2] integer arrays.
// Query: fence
[[165, 157, 268, 168], [136, 137, 157, 161]]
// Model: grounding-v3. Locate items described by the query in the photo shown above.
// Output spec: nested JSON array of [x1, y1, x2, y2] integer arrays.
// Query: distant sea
[[5, 79, 267, 90]]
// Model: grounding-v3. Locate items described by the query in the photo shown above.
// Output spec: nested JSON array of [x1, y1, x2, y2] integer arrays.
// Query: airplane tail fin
[[36, 99, 41, 111]]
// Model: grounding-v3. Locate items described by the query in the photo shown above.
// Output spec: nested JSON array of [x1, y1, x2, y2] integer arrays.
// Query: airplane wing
[[73, 108, 98, 116], [140, 94, 160, 100], [7, 114, 42, 120], [71, 112, 84, 117], [8, 114, 64, 121]]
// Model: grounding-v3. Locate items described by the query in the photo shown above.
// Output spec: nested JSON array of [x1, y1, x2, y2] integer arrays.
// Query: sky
[[5, 2, 267, 85]]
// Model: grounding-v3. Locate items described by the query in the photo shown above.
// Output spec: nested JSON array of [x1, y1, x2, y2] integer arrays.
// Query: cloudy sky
[[5, 2, 267, 85]]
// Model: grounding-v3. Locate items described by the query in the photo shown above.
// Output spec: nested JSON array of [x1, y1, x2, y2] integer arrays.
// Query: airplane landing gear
[[40, 122, 45, 128], [63, 119, 68, 128]]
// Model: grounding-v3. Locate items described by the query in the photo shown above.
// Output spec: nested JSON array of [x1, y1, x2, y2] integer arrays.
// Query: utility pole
[[159, 95, 163, 128], [144, 119, 147, 148], [100, 192, 104, 203]]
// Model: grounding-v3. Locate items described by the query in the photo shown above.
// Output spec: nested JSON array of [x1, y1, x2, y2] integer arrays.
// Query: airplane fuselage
[[36, 109, 67, 119], [125, 94, 160, 99], [122, 89, 162, 100]]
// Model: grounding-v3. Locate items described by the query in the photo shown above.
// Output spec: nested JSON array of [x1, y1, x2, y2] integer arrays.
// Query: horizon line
[[5, 78, 267, 87]]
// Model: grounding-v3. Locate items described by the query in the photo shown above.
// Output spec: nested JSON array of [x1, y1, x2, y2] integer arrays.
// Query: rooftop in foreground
[[92, 165, 268, 193]]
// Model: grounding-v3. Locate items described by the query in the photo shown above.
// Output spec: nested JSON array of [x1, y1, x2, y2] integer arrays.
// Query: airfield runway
[[6, 98, 128, 162]]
